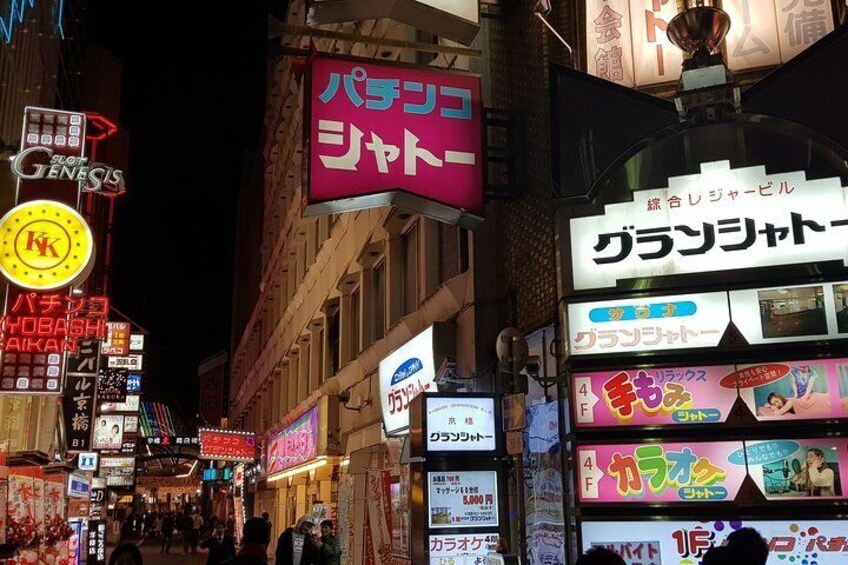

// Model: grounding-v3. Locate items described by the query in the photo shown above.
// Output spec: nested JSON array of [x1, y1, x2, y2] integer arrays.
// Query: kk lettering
[[25, 231, 60, 257]]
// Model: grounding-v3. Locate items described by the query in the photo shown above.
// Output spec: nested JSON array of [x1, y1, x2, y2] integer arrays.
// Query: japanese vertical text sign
[[585, 0, 636, 87], [307, 57, 484, 225], [570, 161, 848, 291]]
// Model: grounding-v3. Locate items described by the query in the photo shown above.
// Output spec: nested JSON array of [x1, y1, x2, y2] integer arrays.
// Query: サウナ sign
[[567, 292, 729, 355], [570, 161, 848, 291], [307, 56, 483, 227]]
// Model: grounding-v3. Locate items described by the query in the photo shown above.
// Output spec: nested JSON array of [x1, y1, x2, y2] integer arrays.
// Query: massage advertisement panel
[[582, 519, 848, 565], [727, 359, 848, 421], [741, 439, 848, 501], [573, 365, 738, 427], [576, 442, 746, 504]]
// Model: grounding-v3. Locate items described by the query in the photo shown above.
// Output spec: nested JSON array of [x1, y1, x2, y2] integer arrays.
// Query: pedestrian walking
[[261, 511, 272, 544], [226, 517, 269, 565], [192, 511, 205, 553], [201, 522, 236, 565], [726, 527, 769, 565], [161, 512, 175, 554], [317, 520, 341, 565], [181, 511, 194, 553]]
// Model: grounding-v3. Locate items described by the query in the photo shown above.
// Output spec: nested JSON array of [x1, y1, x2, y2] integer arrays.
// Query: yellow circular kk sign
[[0, 200, 94, 290]]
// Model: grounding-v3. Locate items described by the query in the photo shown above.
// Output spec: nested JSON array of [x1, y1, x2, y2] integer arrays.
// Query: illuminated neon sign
[[1, 0, 66, 45], [0, 292, 108, 353]]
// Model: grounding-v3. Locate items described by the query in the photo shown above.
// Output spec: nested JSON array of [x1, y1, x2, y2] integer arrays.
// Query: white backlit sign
[[426, 396, 496, 452], [582, 520, 848, 565], [429, 533, 499, 565], [379, 326, 437, 435], [129, 334, 145, 351], [568, 292, 729, 356], [107, 354, 143, 370], [428, 470, 498, 529], [571, 161, 848, 291], [729, 280, 848, 345]]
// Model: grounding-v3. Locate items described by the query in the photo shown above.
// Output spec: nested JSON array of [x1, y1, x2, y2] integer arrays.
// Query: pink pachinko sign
[[573, 365, 738, 428], [307, 56, 483, 226], [576, 442, 746, 504]]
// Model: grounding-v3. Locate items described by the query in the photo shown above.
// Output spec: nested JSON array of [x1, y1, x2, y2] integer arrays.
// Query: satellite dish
[[496, 328, 529, 374]]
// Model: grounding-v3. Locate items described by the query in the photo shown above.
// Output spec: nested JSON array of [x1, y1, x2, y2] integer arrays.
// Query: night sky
[[87, 2, 270, 419]]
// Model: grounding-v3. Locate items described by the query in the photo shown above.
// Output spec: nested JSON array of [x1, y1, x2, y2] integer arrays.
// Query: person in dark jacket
[[275, 516, 320, 565], [317, 520, 341, 565], [201, 523, 236, 565], [161, 513, 175, 554], [226, 517, 269, 565]]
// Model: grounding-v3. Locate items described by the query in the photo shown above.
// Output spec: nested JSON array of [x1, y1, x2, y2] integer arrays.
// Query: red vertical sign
[[1, 108, 88, 393]]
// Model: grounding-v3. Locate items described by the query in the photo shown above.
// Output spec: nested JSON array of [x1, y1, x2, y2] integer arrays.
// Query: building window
[[327, 308, 340, 376], [402, 224, 419, 316], [374, 261, 386, 340], [351, 287, 361, 355], [438, 223, 469, 284], [316, 327, 325, 384]]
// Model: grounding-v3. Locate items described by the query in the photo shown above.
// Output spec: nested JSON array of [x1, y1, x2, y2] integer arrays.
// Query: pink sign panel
[[726, 358, 848, 422], [576, 442, 746, 504], [266, 408, 319, 476], [573, 365, 738, 428], [308, 56, 483, 221], [742, 438, 848, 501]]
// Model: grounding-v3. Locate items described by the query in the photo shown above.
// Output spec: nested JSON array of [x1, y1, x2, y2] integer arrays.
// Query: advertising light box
[[741, 438, 848, 501], [380, 326, 438, 435], [729, 280, 848, 346], [582, 520, 848, 565], [573, 365, 738, 427], [428, 533, 499, 565], [428, 470, 498, 529], [267, 407, 319, 476], [307, 57, 483, 227], [426, 396, 496, 452], [570, 161, 848, 291], [729, 358, 848, 422], [576, 442, 747, 504], [199, 429, 256, 462], [568, 292, 729, 356]]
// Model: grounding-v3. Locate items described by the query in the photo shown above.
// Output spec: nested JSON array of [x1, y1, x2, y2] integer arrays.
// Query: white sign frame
[[428, 470, 499, 529], [570, 161, 848, 291], [78, 452, 99, 472], [107, 354, 143, 371], [567, 291, 730, 356], [379, 326, 437, 435], [426, 396, 496, 452]]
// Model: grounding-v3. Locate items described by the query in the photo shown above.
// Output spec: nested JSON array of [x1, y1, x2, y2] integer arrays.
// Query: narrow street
[[107, 539, 209, 565]]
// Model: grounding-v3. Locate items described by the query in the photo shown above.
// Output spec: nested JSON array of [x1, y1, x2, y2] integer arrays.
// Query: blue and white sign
[[126, 373, 142, 393], [78, 452, 99, 471], [379, 326, 437, 435], [67, 474, 91, 498]]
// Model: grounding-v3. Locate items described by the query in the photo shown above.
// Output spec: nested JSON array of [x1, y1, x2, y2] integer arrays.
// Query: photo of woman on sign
[[755, 365, 831, 418], [792, 448, 837, 497]]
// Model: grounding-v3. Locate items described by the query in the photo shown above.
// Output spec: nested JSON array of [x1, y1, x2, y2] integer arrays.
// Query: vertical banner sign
[[775, 0, 834, 61], [63, 340, 100, 451], [89, 485, 105, 519], [722, 0, 782, 71], [101, 322, 130, 356], [307, 57, 483, 225], [629, 0, 683, 86], [337, 474, 356, 562], [585, 0, 635, 87], [366, 471, 393, 565], [524, 401, 566, 565], [1, 108, 88, 392], [87, 519, 106, 565]]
